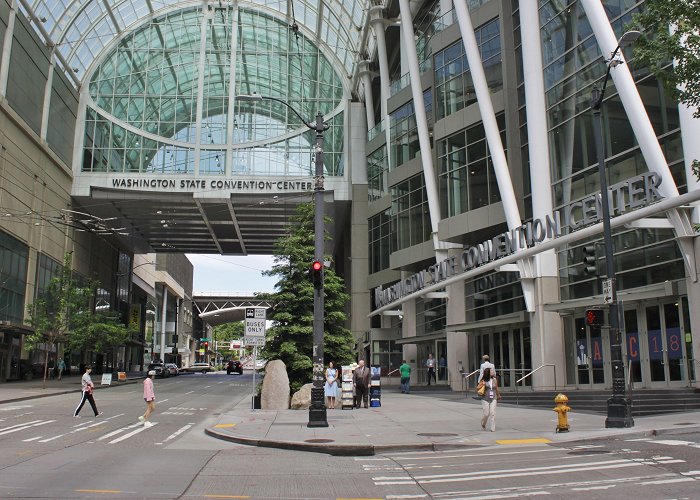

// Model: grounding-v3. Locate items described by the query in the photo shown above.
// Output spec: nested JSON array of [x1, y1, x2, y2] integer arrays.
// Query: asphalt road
[[1, 374, 699, 499]]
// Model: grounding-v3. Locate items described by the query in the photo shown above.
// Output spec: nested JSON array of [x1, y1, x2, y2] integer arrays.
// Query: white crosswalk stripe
[[109, 422, 157, 444], [0, 419, 55, 436]]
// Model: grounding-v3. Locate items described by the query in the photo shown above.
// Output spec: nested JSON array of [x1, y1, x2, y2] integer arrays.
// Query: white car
[[180, 362, 213, 374]]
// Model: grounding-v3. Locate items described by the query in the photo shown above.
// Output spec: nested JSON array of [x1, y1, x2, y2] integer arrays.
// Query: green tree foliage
[[26, 253, 131, 387], [259, 202, 354, 392], [213, 321, 245, 359], [632, 1, 700, 118]]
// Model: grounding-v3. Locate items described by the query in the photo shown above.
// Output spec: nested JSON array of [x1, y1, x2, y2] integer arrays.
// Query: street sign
[[200, 337, 210, 342], [245, 307, 266, 339], [602, 279, 613, 304], [245, 307, 266, 319], [243, 336, 265, 346]]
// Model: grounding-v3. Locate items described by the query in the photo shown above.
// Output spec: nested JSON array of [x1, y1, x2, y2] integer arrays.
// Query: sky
[[186, 254, 278, 294]]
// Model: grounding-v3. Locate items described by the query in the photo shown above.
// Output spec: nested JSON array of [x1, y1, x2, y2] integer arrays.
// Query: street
[[1, 375, 699, 499]]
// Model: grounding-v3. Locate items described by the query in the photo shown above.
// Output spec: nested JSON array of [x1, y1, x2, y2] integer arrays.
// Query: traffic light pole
[[308, 111, 329, 428], [591, 87, 634, 428]]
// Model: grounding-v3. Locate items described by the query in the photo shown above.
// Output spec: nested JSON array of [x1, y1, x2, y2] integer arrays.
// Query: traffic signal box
[[582, 245, 597, 275], [585, 308, 604, 327], [310, 260, 323, 288]]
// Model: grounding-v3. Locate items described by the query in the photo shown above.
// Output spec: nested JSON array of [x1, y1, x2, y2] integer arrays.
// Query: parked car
[[226, 360, 243, 375], [165, 363, 179, 376], [180, 362, 213, 374], [147, 362, 169, 378]]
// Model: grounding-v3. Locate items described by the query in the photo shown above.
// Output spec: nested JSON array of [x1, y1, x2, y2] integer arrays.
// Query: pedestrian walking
[[478, 354, 495, 382], [139, 370, 156, 427], [426, 353, 436, 385], [478, 367, 501, 432], [324, 361, 338, 409], [74, 366, 100, 417], [57, 359, 66, 381], [399, 360, 411, 394], [353, 360, 370, 408]]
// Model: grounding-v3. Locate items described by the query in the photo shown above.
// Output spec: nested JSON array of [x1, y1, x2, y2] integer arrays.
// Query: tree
[[26, 253, 131, 387], [213, 321, 245, 359], [259, 203, 354, 393], [632, 2, 700, 119]]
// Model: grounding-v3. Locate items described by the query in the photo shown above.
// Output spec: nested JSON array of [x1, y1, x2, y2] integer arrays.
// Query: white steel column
[[194, 6, 212, 176], [40, 53, 56, 140], [452, 0, 521, 233], [225, 1, 239, 177], [397, 0, 444, 257], [160, 286, 168, 362], [580, 0, 697, 283], [369, 6, 392, 165], [0, 0, 17, 97], [358, 61, 376, 131]]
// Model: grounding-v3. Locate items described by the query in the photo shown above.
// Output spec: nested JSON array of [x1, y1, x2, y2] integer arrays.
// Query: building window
[[0, 231, 28, 324], [416, 297, 446, 336], [392, 174, 432, 250], [465, 271, 525, 322], [434, 18, 502, 120], [437, 114, 505, 217], [35, 254, 62, 297], [369, 210, 393, 274], [367, 145, 389, 202], [371, 339, 402, 376], [389, 89, 433, 170]]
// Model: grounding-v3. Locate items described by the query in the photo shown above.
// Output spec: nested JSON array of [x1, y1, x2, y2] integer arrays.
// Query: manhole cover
[[674, 422, 696, 426], [304, 438, 335, 443], [417, 433, 459, 437], [568, 450, 611, 455]]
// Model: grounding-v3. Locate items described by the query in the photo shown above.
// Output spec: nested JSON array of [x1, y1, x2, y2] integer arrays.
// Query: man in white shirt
[[478, 355, 495, 382]]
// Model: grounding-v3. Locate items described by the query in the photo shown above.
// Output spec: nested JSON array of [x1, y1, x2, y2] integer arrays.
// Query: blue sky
[[186, 254, 278, 294]]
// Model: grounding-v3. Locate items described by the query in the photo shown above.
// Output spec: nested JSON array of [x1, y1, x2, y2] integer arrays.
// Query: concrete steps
[[501, 388, 700, 416]]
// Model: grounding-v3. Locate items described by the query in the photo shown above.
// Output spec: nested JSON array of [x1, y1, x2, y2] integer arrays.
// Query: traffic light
[[582, 245, 597, 275], [310, 260, 323, 288], [203, 341, 209, 350], [585, 308, 604, 326]]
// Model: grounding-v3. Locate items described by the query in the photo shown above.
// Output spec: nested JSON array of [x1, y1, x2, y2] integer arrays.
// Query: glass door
[[574, 317, 607, 387], [645, 303, 686, 386]]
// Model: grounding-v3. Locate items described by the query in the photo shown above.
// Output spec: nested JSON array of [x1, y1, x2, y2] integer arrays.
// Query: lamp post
[[589, 30, 640, 429], [237, 94, 329, 427]]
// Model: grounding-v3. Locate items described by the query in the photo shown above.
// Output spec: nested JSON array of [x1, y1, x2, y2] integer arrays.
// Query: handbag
[[85, 385, 93, 395], [476, 380, 486, 397]]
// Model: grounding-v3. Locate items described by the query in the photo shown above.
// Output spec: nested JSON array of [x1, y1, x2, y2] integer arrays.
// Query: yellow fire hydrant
[[553, 393, 571, 433]]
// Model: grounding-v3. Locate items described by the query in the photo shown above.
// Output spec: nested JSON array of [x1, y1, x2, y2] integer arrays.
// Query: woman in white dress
[[324, 361, 338, 409]]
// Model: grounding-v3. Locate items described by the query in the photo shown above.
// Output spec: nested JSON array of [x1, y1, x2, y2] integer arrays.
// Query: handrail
[[691, 358, 700, 382], [627, 358, 634, 400], [516, 364, 557, 391], [461, 369, 479, 394], [386, 368, 399, 376]]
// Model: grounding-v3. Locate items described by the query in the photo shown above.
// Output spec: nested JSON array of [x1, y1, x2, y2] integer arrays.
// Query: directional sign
[[602, 279, 613, 304], [245, 308, 266, 319], [245, 308, 266, 339]]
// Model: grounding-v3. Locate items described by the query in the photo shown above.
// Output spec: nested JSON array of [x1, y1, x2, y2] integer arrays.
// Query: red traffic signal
[[203, 341, 209, 349], [312, 260, 322, 271], [585, 308, 604, 326], [310, 260, 323, 288]]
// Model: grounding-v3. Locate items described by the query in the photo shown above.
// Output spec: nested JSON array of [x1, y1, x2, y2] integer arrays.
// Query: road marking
[[97, 422, 142, 441], [0, 405, 32, 411], [639, 478, 696, 485], [109, 423, 157, 444], [0, 419, 43, 432], [654, 439, 700, 448], [22, 436, 43, 442], [680, 470, 700, 476], [185, 390, 194, 394], [0, 420, 55, 436], [161, 423, 194, 444], [383, 448, 556, 461], [214, 424, 236, 428], [496, 438, 552, 445], [203, 495, 250, 499]]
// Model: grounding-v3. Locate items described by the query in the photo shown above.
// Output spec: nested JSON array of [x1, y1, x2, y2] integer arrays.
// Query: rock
[[290, 383, 313, 409], [260, 359, 290, 410]]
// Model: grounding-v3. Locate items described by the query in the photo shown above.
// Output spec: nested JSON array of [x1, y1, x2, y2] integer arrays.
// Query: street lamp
[[589, 30, 640, 429], [237, 94, 329, 428]]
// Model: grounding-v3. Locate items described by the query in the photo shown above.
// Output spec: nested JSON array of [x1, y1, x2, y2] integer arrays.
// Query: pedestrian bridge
[[193, 292, 276, 326]]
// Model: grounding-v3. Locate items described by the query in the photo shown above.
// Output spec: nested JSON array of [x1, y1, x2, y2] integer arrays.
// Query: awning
[[395, 331, 447, 345]]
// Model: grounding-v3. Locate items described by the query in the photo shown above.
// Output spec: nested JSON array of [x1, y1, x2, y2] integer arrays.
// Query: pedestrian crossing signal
[[585, 308, 604, 326]]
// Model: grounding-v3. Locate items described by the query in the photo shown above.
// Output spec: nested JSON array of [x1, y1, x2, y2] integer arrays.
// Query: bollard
[[553, 393, 571, 433]]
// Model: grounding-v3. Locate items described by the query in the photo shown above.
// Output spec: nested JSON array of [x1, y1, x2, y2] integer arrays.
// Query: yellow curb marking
[[213, 423, 237, 428], [75, 490, 121, 494], [495, 438, 552, 445]]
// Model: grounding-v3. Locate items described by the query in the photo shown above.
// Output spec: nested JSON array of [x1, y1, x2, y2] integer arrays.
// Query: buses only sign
[[244, 308, 266, 346]]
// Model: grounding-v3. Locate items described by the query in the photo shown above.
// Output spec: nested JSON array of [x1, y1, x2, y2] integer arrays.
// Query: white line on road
[[109, 423, 157, 444], [160, 423, 194, 444], [0, 420, 55, 436], [22, 436, 43, 442], [97, 422, 143, 441], [0, 419, 43, 432], [639, 478, 696, 485], [653, 440, 700, 448], [185, 391, 194, 394]]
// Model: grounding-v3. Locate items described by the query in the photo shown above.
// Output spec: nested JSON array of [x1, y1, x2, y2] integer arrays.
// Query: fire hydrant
[[553, 393, 571, 433]]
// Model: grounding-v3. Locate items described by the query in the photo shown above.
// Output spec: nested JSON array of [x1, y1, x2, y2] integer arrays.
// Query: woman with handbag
[[478, 367, 501, 431], [74, 366, 101, 417]]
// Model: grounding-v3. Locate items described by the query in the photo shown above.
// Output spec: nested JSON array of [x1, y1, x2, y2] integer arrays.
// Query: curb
[[0, 378, 143, 405]]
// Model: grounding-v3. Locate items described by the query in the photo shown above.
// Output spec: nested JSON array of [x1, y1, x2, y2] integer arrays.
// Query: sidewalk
[[205, 390, 700, 456], [0, 372, 144, 404]]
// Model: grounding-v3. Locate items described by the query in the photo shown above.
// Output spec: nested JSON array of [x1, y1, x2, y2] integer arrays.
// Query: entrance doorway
[[473, 326, 531, 389], [573, 317, 608, 387], [624, 302, 688, 387]]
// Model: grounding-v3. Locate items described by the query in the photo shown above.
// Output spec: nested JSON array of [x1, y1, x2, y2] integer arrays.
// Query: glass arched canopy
[[22, 0, 368, 177]]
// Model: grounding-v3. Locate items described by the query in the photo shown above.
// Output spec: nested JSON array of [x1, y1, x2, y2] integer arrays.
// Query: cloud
[[187, 254, 278, 294]]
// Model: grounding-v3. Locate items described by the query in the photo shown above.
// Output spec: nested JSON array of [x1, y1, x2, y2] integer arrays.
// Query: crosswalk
[[0, 413, 194, 446]]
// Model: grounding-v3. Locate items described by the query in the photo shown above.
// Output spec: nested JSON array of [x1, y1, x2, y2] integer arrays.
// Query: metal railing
[[627, 358, 634, 401], [460, 369, 479, 395], [515, 364, 557, 391]]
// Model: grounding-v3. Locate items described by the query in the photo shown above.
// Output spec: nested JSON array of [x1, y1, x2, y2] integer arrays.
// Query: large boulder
[[260, 359, 290, 410], [290, 383, 313, 409]]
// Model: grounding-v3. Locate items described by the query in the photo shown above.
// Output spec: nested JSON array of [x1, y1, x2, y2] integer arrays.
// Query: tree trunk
[[42, 347, 49, 389]]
